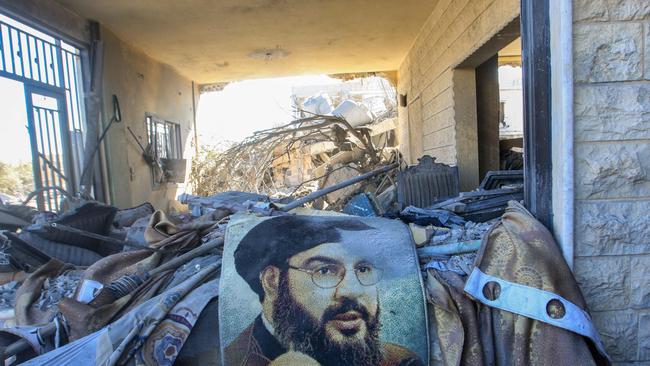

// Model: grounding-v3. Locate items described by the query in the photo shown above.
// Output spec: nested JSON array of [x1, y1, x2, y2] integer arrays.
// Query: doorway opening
[[475, 37, 523, 181], [0, 12, 86, 211]]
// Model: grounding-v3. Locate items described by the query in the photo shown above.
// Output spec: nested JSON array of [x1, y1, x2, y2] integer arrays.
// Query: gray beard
[[271, 271, 382, 366]]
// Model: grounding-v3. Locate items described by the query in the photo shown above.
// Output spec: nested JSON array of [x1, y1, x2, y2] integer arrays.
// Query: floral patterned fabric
[[21, 263, 219, 366], [425, 201, 610, 366]]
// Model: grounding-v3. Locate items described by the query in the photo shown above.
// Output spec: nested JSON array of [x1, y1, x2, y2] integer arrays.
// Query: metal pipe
[[148, 236, 223, 276], [22, 186, 73, 206], [79, 37, 103, 196], [418, 240, 482, 256], [3, 323, 56, 359], [280, 163, 399, 212], [46, 223, 218, 253], [47, 222, 147, 251]]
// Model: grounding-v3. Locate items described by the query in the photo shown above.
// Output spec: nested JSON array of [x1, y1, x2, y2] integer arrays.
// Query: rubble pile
[[189, 104, 400, 212], [429, 221, 494, 246], [0, 281, 18, 310], [1, 104, 590, 364], [34, 271, 83, 311]]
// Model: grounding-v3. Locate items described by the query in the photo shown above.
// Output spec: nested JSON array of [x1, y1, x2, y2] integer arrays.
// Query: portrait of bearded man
[[223, 215, 424, 366]]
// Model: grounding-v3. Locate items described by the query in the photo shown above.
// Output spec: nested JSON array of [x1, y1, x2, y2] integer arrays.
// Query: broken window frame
[[145, 113, 182, 186]]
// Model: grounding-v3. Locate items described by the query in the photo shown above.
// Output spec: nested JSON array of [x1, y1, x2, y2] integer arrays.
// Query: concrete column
[[475, 55, 501, 180], [452, 69, 479, 191]]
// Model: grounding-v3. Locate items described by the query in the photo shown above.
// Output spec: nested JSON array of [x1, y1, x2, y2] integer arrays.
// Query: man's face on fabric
[[267, 241, 382, 365]]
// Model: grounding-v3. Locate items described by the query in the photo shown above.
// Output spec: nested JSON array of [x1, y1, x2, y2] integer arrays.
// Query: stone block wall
[[396, 0, 519, 189], [572, 0, 650, 363]]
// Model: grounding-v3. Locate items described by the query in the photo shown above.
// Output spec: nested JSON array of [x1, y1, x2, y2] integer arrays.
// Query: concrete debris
[[332, 99, 374, 127], [179, 191, 270, 218], [0, 148, 526, 365], [424, 253, 477, 276], [409, 223, 435, 247], [0, 245, 10, 267], [302, 93, 333, 115], [189, 107, 399, 212], [418, 239, 482, 256], [0, 281, 19, 310], [429, 220, 495, 246], [34, 271, 82, 311]]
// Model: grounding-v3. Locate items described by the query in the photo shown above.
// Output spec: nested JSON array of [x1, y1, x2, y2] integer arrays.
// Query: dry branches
[[189, 113, 389, 197]]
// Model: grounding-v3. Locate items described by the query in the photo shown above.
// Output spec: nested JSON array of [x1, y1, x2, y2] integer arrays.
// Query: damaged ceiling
[[55, 0, 439, 83]]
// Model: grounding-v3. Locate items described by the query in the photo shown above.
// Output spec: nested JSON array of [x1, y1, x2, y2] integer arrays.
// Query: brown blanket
[[426, 201, 610, 366]]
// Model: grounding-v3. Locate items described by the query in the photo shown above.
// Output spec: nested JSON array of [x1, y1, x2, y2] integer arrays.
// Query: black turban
[[233, 215, 373, 300]]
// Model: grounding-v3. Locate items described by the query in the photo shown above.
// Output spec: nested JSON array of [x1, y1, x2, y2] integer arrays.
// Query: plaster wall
[[0, 1, 195, 211], [101, 27, 195, 211], [571, 0, 650, 362], [396, 0, 519, 190]]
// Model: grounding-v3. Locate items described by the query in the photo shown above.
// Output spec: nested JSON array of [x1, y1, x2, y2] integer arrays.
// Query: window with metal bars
[[0, 12, 88, 211], [145, 114, 182, 186], [146, 115, 182, 160]]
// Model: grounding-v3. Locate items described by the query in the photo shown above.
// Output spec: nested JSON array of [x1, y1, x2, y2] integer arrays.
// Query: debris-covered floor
[[0, 85, 605, 366], [0, 150, 610, 364]]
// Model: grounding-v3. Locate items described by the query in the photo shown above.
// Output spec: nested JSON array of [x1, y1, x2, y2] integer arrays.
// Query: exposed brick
[[574, 23, 643, 82], [575, 142, 650, 200], [575, 256, 630, 311], [575, 84, 650, 141], [576, 200, 650, 256], [630, 256, 650, 308], [593, 310, 638, 361]]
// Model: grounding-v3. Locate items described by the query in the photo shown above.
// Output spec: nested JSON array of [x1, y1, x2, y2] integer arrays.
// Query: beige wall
[[0, 1, 196, 211], [571, 0, 650, 362], [397, 0, 519, 189], [101, 27, 196, 210]]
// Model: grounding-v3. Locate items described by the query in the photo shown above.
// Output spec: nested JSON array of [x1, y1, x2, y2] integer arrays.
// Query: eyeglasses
[[287, 263, 383, 289]]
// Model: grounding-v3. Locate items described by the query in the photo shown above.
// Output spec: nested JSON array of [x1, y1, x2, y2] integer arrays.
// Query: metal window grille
[[0, 13, 87, 211], [146, 115, 182, 160]]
